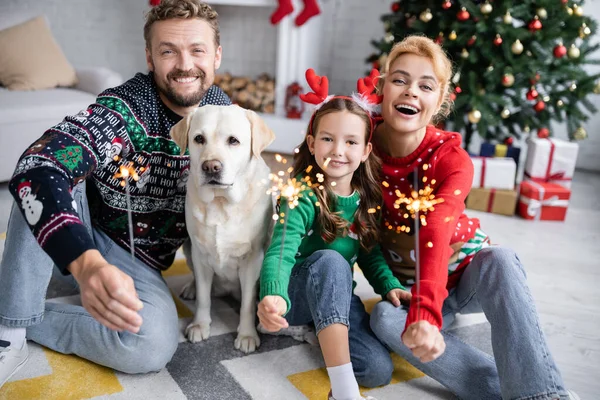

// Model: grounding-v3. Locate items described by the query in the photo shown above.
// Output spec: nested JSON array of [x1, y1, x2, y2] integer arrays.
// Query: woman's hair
[[144, 0, 220, 49], [292, 98, 383, 251], [380, 35, 454, 124]]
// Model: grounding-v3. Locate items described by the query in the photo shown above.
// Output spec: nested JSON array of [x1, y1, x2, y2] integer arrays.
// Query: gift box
[[471, 157, 516, 190], [524, 137, 578, 188], [480, 142, 521, 170], [466, 188, 518, 216], [518, 180, 571, 221]]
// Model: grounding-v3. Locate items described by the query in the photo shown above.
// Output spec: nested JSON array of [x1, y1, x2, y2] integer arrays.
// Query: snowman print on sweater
[[17, 181, 43, 226]]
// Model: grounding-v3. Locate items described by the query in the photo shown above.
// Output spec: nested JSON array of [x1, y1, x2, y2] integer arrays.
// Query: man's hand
[[402, 320, 446, 363], [69, 250, 144, 333], [257, 295, 288, 332], [386, 288, 412, 307]]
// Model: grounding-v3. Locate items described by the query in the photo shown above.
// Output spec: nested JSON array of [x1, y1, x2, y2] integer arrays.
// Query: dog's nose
[[202, 160, 222, 174]]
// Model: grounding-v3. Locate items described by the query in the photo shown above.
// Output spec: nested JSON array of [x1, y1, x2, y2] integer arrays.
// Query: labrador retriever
[[170, 105, 275, 353]]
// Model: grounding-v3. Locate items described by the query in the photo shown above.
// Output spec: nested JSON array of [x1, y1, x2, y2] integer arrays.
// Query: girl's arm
[[259, 192, 315, 314], [357, 244, 405, 297]]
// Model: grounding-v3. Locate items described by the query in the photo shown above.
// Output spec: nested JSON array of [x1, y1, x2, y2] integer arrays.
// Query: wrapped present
[[480, 142, 521, 169], [471, 157, 516, 190], [524, 137, 578, 188], [466, 188, 518, 216], [518, 180, 570, 221]]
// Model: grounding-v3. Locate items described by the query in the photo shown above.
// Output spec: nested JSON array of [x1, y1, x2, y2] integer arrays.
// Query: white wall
[[1, 0, 598, 170]]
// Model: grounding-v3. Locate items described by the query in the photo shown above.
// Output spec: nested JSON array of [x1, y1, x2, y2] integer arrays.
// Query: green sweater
[[260, 188, 404, 313]]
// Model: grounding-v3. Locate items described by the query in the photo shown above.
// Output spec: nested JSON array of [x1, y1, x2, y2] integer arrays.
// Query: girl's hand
[[386, 288, 412, 307], [257, 295, 289, 332], [402, 320, 446, 363]]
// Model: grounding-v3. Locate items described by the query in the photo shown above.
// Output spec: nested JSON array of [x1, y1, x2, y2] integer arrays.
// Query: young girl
[[369, 35, 578, 400], [258, 70, 411, 400]]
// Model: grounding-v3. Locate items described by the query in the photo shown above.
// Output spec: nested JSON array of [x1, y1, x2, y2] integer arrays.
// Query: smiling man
[[0, 0, 230, 387]]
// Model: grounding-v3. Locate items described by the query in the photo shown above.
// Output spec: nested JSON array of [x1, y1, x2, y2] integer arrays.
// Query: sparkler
[[113, 160, 139, 261]]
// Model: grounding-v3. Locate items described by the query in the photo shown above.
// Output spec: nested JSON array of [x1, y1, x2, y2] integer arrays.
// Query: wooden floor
[[0, 153, 599, 398]]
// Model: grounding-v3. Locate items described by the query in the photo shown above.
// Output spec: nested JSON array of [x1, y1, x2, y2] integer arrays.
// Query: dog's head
[[170, 105, 275, 193]]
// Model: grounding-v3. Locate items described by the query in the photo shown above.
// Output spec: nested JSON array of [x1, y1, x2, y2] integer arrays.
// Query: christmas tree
[[368, 0, 600, 147]]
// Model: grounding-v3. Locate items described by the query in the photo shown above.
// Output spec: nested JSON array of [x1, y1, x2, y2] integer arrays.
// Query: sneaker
[[0, 340, 29, 388], [567, 390, 580, 400], [327, 390, 377, 400]]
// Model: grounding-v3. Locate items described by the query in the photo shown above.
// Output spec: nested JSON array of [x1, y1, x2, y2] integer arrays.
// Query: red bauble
[[561, 0, 568, 3], [455, 86, 462, 94], [149, 0, 161, 5], [442, 1, 452, 10], [493, 36, 503, 46], [530, 73, 541, 85], [450, 92, 457, 101], [391, 2, 401, 12], [467, 36, 477, 46], [538, 128, 550, 139], [528, 19, 542, 32], [526, 87, 539, 100], [504, 137, 514, 146], [434, 35, 444, 45], [457, 8, 470, 21], [533, 100, 546, 112], [553, 44, 567, 58]]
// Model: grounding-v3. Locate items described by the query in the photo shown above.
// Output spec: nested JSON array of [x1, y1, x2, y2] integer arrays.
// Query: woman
[[369, 35, 578, 400]]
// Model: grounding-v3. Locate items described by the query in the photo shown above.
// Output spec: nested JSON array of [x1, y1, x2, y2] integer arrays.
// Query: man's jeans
[[0, 184, 179, 374], [285, 249, 394, 388], [371, 246, 568, 400]]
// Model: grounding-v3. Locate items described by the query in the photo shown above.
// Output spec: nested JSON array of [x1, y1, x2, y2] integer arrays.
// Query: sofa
[[0, 67, 123, 182]]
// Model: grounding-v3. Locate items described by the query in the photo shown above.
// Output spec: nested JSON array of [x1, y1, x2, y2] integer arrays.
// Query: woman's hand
[[402, 320, 446, 363], [257, 295, 289, 332], [386, 288, 412, 307]]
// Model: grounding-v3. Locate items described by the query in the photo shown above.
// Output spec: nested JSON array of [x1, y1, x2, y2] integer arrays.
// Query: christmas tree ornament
[[537, 128, 550, 138], [501, 108, 511, 119], [573, 127, 587, 140], [553, 43, 567, 58], [503, 11, 513, 24], [449, 30, 457, 40], [542, 95, 550, 102], [568, 44, 580, 59], [385, 33, 395, 43], [593, 81, 600, 94], [580, 23, 592, 38], [478, 87, 486, 95], [461, 48, 470, 59], [573, 4, 583, 17], [457, 7, 470, 21], [450, 92, 457, 101], [570, 83, 577, 91], [504, 137, 514, 146], [530, 73, 541, 84], [511, 39, 524, 55], [480, 2, 493, 15], [566, 7, 573, 16], [487, 65, 494, 72], [454, 86, 462, 94], [467, 35, 477, 46], [533, 100, 545, 112], [561, 0, 568, 3], [524, 125, 530, 133], [537, 8, 548, 19], [468, 109, 482, 123], [442, 1, 452, 10], [526, 87, 539, 100], [420, 9, 433, 23], [149, 0, 161, 6], [502, 73, 515, 87], [557, 99, 564, 107], [391, 2, 401, 12], [528, 17, 542, 32], [270, 0, 321, 26], [434, 33, 444, 44], [493, 34, 503, 46]]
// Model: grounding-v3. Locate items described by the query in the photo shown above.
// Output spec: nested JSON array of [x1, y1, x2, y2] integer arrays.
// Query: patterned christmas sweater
[[374, 125, 490, 330], [9, 72, 230, 274], [260, 188, 404, 314]]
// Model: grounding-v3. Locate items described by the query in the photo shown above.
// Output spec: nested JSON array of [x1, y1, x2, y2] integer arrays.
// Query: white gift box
[[524, 137, 578, 188], [471, 157, 516, 190]]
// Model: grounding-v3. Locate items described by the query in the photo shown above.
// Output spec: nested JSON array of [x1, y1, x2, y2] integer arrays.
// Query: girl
[[369, 35, 578, 400], [258, 70, 411, 400]]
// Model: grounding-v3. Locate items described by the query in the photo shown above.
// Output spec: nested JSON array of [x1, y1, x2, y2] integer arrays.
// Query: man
[[0, 0, 230, 386]]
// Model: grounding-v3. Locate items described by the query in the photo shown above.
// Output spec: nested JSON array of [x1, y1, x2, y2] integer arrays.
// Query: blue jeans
[[285, 249, 394, 388], [370, 247, 568, 400], [0, 183, 179, 374]]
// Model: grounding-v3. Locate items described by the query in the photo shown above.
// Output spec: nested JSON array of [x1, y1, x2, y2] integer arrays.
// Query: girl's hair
[[380, 35, 454, 124], [292, 97, 382, 251]]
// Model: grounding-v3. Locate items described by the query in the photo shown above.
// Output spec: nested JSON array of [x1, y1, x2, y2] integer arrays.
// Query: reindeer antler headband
[[299, 68, 383, 141]]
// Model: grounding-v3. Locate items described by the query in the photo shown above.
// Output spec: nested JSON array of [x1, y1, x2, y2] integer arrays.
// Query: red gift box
[[518, 180, 570, 221]]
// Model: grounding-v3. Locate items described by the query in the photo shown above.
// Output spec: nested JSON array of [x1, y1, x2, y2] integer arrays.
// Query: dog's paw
[[185, 322, 210, 343], [234, 331, 260, 353], [180, 280, 196, 300]]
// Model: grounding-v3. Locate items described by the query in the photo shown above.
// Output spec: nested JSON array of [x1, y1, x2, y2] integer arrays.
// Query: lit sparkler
[[114, 161, 140, 261]]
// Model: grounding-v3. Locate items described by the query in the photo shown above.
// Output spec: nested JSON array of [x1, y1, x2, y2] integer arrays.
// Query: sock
[[327, 363, 360, 400], [295, 0, 321, 27], [0, 325, 26, 348], [270, 0, 294, 25]]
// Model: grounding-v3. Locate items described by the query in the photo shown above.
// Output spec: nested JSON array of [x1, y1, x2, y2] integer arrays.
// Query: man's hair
[[144, 0, 220, 49]]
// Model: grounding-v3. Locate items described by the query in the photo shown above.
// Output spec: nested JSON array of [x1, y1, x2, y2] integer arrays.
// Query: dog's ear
[[246, 110, 275, 158], [170, 112, 194, 156]]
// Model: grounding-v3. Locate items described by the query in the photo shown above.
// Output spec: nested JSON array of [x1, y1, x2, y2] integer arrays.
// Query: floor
[[0, 153, 599, 399]]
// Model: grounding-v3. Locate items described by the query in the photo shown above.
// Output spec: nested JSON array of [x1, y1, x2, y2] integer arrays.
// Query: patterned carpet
[[0, 230, 495, 399]]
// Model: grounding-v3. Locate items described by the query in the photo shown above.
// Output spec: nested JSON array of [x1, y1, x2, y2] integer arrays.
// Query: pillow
[[0, 16, 78, 91]]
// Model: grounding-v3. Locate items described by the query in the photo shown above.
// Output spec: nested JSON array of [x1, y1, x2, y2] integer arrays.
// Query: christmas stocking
[[271, 0, 294, 25], [295, 0, 321, 27]]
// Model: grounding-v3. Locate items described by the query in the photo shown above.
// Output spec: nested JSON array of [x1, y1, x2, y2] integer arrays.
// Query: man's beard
[[158, 69, 208, 108]]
